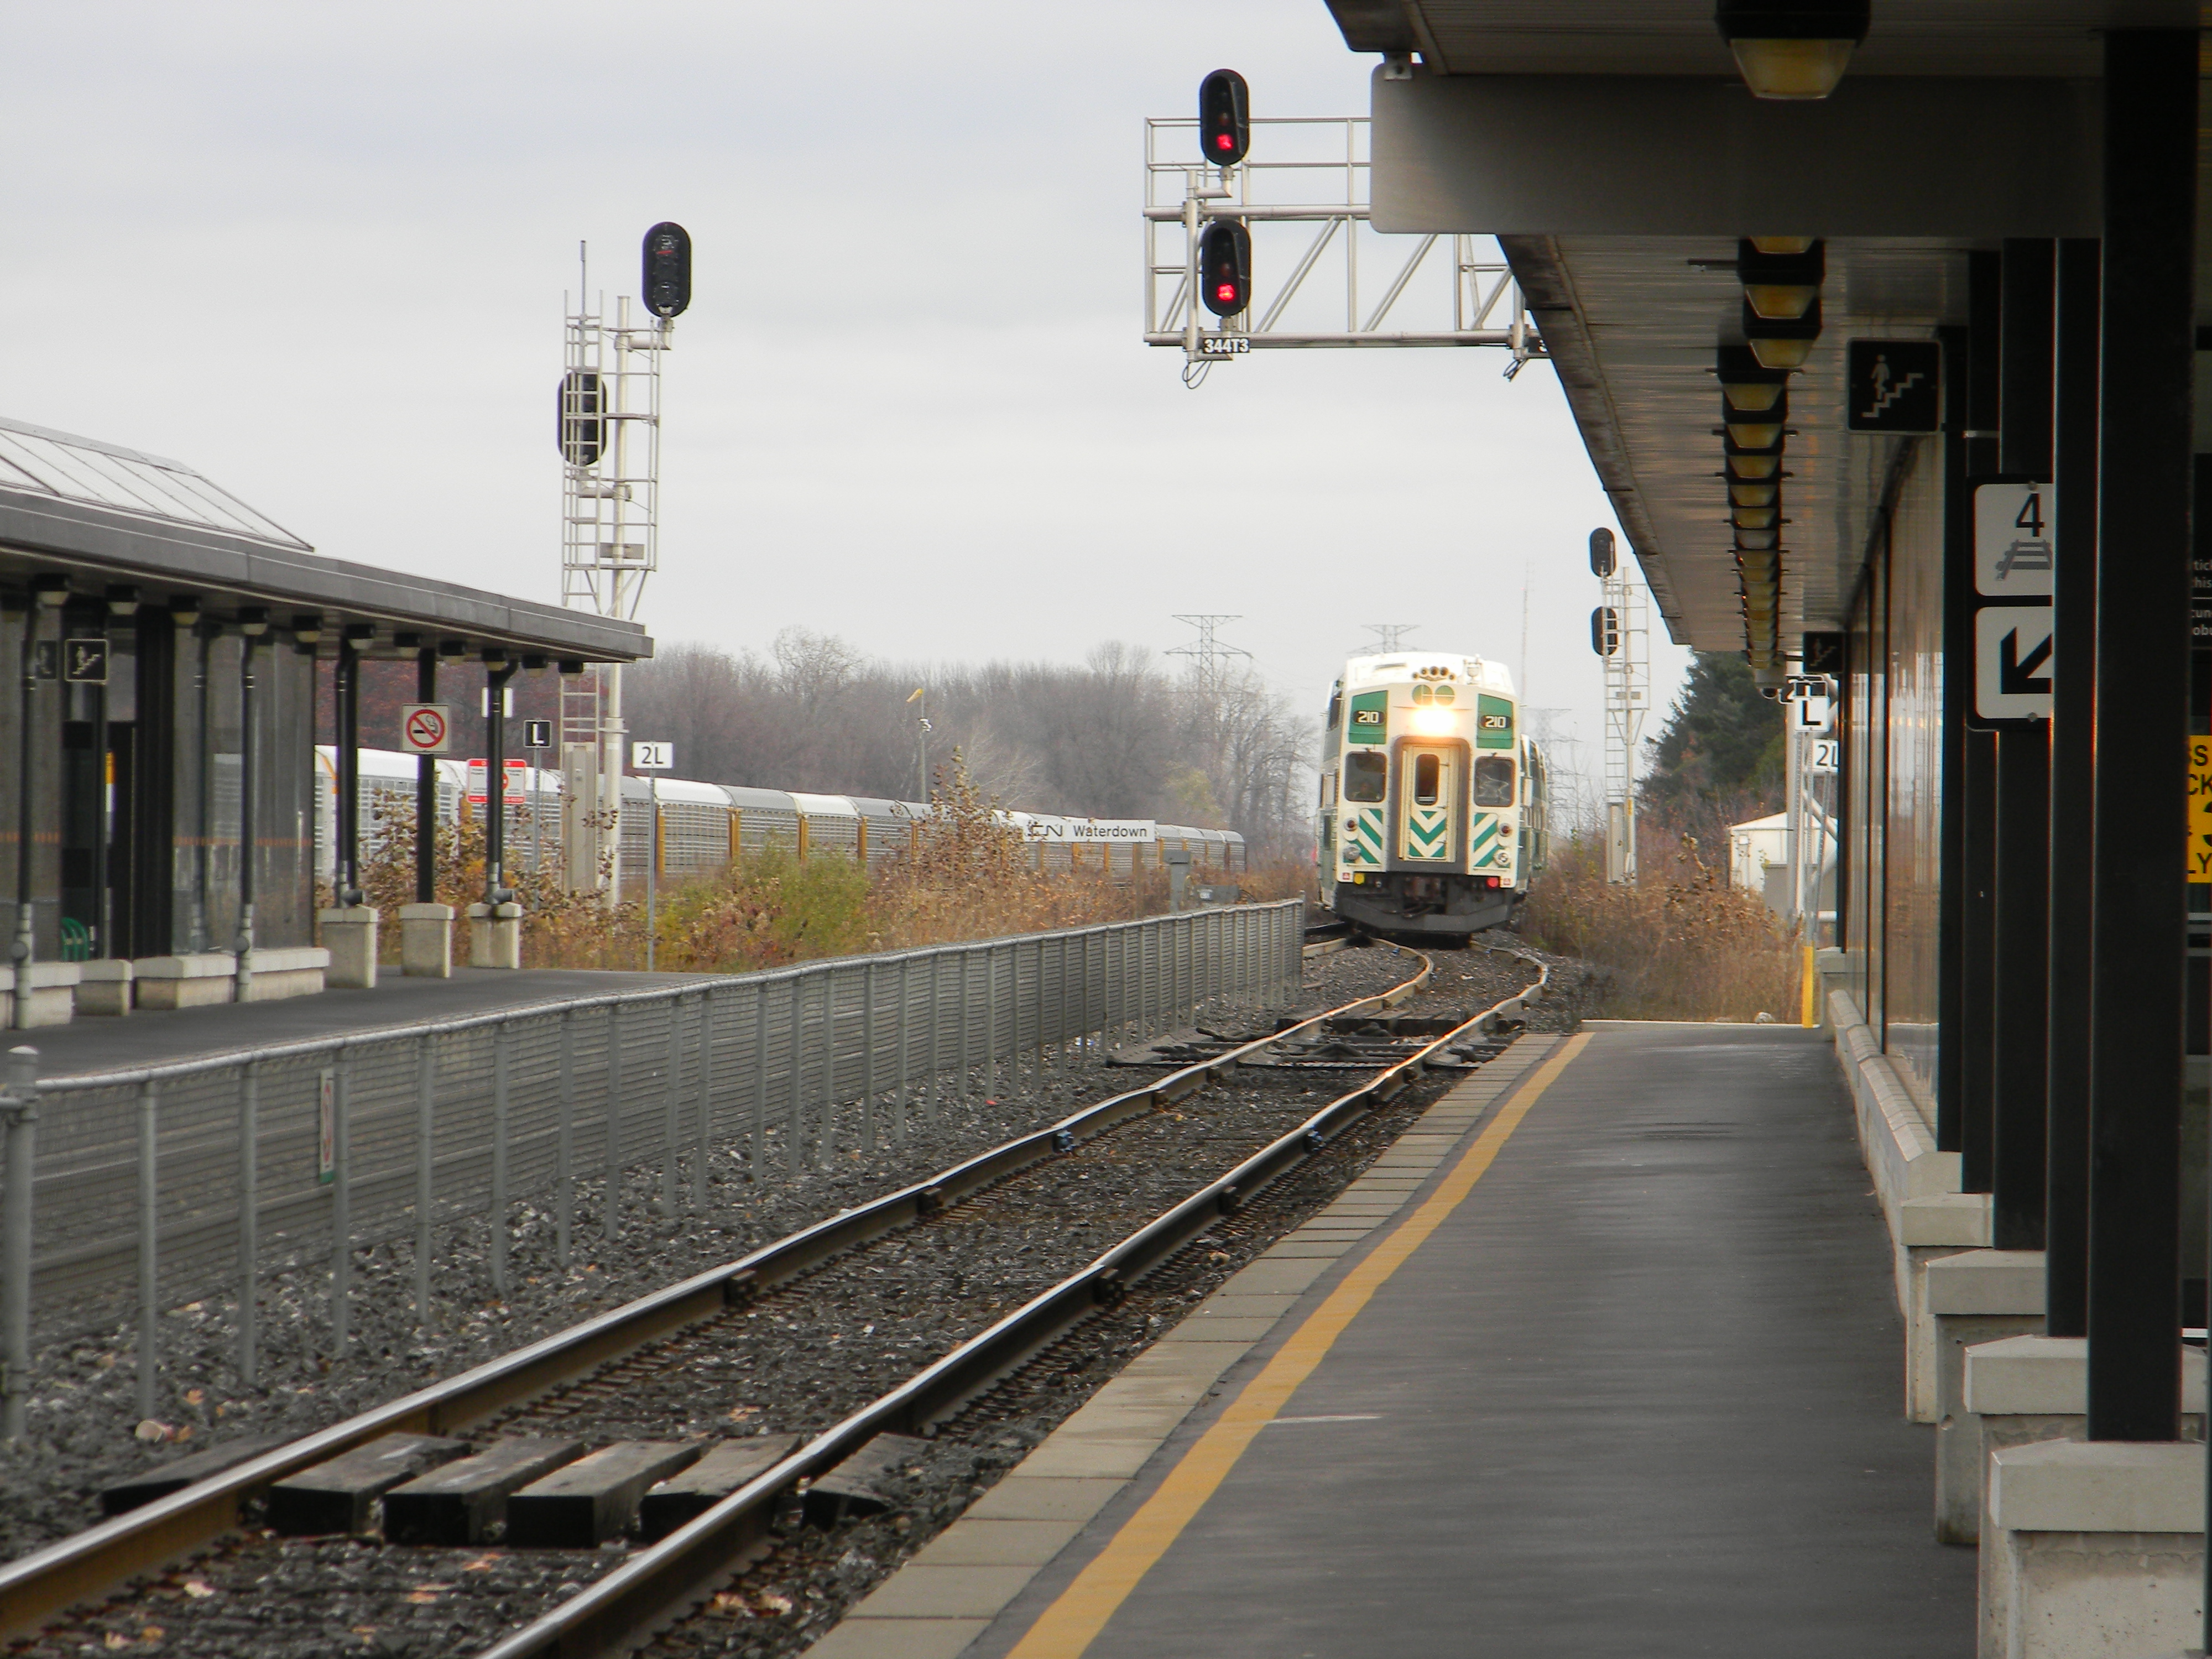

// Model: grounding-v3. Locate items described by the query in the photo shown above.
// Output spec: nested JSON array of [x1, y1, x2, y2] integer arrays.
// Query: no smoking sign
[[400, 703, 453, 754]]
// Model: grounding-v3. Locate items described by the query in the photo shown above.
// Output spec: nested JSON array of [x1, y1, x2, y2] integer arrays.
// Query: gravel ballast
[[5, 936, 1567, 1659]]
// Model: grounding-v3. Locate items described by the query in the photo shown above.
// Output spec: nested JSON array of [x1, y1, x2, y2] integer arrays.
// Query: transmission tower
[[1360, 623, 1418, 653], [557, 228, 686, 899], [1168, 613, 1253, 701]]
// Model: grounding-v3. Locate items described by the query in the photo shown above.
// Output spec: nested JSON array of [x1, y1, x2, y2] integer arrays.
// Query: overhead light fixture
[[32, 575, 70, 608], [1738, 238, 1824, 319], [1744, 296, 1822, 369], [293, 614, 324, 645], [1723, 390, 1788, 450], [1736, 526, 1781, 551], [1749, 236, 1815, 256], [439, 638, 469, 658], [1715, 345, 1791, 411], [1715, 0, 1869, 100], [1724, 434, 1783, 479], [1734, 506, 1780, 530], [106, 585, 140, 617], [557, 658, 586, 677], [1730, 481, 1780, 508], [170, 596, 202, 629], [238, 607, 270, 637]]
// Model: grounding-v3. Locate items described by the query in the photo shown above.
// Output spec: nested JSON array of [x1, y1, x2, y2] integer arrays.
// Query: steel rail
[[477, 951, 1551, 1659], [0, 942, 1445, 1643]]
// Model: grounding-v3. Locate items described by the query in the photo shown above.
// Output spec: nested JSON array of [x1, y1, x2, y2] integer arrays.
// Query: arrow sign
[[1999, 627, 2053, 696], [1974, 604, 2053, 723]]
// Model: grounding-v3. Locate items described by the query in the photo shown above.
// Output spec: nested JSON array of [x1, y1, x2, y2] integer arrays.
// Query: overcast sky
[[7, 1, 1687, 807]]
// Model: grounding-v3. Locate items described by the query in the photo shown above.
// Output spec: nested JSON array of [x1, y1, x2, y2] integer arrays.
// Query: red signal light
[[1198, 69, 1250, 168], [1197, 220, 1251, 319]]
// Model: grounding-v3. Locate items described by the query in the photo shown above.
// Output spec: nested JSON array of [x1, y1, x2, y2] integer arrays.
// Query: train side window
[[1474, 755, 1515, 806], [1412, 752, 1441, 806], [1343, 752, 1386, 802], [1325, 685, 1343, 731]]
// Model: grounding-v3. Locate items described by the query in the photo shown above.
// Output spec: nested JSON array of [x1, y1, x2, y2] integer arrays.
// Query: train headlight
[[1410, 708, 1455, 736]]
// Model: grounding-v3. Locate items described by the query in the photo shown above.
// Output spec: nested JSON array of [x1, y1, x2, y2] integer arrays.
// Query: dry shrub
[[1521, 823, 1801, 1022], [342, 752, 1305, 975]]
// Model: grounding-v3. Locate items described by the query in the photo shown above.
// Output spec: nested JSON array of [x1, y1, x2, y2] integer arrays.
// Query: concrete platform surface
[[972, 1022, 1975, 1659], [19, 967, 715, 1078]]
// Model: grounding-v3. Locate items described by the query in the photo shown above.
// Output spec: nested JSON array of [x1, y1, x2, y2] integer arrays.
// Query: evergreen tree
[[1641, 653, 1786, 839]]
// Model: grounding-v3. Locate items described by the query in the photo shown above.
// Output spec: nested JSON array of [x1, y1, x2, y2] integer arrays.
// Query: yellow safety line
[[1004, 1030, 1595, 1659]]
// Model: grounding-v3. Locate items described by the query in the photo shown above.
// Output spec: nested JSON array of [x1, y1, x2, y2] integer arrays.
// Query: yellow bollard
[[1800, 941, 1818, 1027]]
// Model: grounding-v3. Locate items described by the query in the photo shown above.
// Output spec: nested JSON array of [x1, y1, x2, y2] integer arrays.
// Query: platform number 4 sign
[[1971, 480, 2054, 726]]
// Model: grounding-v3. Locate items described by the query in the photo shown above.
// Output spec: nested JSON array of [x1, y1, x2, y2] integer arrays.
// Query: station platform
[[13, 967, 714, 1079], [821, 1021, 1975, 1658]]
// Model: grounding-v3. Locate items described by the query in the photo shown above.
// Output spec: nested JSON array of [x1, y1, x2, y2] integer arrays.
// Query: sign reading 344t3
[[1971, 479, 2053, 726]]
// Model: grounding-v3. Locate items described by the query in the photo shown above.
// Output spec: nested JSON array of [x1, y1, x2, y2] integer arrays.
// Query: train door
[[1397, 744, 1460, 864]]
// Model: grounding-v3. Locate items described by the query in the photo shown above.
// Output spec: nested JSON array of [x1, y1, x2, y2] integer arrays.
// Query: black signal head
[[643, 221, 691, 319], [1198, 69, 1250, 167]]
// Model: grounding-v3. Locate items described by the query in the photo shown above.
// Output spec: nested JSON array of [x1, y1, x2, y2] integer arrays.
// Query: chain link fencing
[[0, 901, 1304, 1435]]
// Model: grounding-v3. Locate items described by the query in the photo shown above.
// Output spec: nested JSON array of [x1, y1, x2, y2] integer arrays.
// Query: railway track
[[0, 943, 1548, 1658]]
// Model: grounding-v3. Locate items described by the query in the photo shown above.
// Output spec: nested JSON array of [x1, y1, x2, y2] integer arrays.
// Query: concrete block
[[319, 906, 378, 989], [73, 959, 132, 1018], [849, 1564, 1037, 1620], [1927, 1249, 2047, 1316], [1956, 1338, 2206, 1548], [132, 953, 234, 1010], [236, 947, 328, 1003], [1014, 1436, 1162, 1480], [803, 1618, 991, 1659], [0, 961, 80, 1027], [909, 1517, 1083, 1567], [964, 1477, 1125, 1523], [1900, 1191, 1994, 1248], [1984, 1440, 2205, 1659], [399, 902, 455, 978], [468, 900, 523, 970]]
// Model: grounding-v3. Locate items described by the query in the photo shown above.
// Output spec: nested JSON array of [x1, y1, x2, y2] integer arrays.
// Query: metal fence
[[0, 901, 1303, 1434]]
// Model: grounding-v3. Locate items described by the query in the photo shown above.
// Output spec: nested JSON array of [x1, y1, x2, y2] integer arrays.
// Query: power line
[[1359, 623, 1418, 653]]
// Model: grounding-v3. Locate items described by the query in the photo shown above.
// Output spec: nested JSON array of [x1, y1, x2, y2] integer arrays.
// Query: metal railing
[[0, 902, 1303, 1436]]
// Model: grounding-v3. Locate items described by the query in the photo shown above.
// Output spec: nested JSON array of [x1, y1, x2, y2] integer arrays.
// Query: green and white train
[[1316, 651, 1549, 941]]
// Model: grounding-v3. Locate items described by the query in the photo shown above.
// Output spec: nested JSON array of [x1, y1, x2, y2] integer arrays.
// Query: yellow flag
[[906, 687, 925, 703]]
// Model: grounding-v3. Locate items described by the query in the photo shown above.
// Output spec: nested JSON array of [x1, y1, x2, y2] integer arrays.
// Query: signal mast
[[1588, 527, 1647, 883], [557, 222, 690, 899]]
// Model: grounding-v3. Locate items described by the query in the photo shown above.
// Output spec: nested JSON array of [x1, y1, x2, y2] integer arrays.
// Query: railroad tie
[[99, 1434, 290, 1517], [265, 1433, 467, 1536], [382, 1438, 588, 1546], [639, 1434, 803, 1542], [505, 1441, 706, 1547], [802, 1432, 932, 1527]]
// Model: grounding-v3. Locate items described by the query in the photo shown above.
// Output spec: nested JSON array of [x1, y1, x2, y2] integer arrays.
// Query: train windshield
[[1474, 756, 1515, 806], [1412, 752, 1441, 805], [1343, 752, 1386, 802]]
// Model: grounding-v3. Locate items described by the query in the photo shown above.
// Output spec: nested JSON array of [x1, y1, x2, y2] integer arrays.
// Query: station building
[[0, 414, 648, 1022], [1309, 0, 2211, 1646]]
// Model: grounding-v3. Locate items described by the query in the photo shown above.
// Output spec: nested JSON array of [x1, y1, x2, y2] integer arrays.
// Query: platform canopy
[[0, 414, 648, 664], [1320, 0, 2203, 652]]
